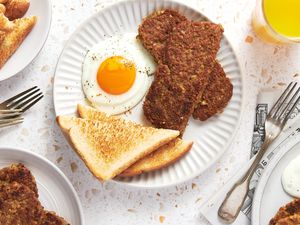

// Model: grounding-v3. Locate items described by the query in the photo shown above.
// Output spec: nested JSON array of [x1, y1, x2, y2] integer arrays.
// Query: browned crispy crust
[[275, 214, 300, 225], [0, 163, 38, 197], [138, 9, 187, 62], [0, 164, 71, 224], [4, 0, 30, 20], [270, 199, 300, 225], [120, 138, 193, 177], [193, 61, 233, 121], [41, 211, 70, 225], [143, 21, 223, 134], [0, 181, 44, 225]]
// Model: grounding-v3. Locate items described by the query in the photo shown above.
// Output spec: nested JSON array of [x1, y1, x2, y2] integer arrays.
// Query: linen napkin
[[200, 88, 300, 225]]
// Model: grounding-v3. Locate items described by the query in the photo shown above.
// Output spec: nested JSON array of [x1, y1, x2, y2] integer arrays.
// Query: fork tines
[[0, 109, 22, 118], [269, 82, 300, 125], [1, 86, 44, 112], [0, 117, 24, 128]]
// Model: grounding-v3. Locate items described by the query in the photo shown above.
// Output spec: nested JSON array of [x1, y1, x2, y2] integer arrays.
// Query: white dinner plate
[[252, 140, 300, 225], [0, 0, 52, 81], [53, 0, 244, 188], [0, 146, 84, 225]]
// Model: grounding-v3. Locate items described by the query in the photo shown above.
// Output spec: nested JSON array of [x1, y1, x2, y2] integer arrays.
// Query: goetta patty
[[193, 61, 233, 121], [139, 9, 232, 123], [0, 163, 38, 197], [138, 9, 187, 62], [143, 20, 223, 134]]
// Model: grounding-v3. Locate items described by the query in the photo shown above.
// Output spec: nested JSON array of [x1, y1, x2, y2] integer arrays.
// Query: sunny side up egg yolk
[[97, 56, 136, 95]]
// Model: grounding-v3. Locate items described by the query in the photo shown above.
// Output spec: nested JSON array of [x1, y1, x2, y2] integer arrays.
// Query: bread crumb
[[156, 192, 161, 197], [294, 73, 299, 77], [70, 162, 78, 172], [159, 216, 165, 223], [85, 190, 91, 199], [192, 183, 197, 189], [41, 65, 50, 72], [56, 157, 63, 163], [216, 168, 221, 173], [277, 82, 286, 86], [91, 188, 99, 195], [53, 144, 60, 151], [195, 197, 202, 203], [127, 209, 136, 213], [261, 68, 268, 77], [21, 128, 29, 136], [245, 35, 253, 43]]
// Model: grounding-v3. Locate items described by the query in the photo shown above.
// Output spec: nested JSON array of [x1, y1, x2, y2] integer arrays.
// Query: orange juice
[[252, 0, 300, 44]]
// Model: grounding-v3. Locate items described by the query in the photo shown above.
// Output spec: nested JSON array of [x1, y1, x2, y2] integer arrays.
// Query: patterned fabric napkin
[[200, 88, 300, 225]]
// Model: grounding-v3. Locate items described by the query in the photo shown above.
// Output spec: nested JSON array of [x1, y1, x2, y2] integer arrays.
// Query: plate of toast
[[0, 0, 51, 81], [54, 0, 244, 187], [0, 146, 84, 225], [252, 140, 300, 225]]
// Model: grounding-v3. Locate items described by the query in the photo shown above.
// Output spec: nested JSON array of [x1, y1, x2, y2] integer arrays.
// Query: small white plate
[[252, 140, 300, 225], [54, 0, 244, 188], [0, 146, 84, 225], [0, 0, 52, 81]]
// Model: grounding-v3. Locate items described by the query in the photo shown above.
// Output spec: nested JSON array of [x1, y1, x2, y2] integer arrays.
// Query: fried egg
[[82, 33, 156, 115], [282, 154, 300, 198]]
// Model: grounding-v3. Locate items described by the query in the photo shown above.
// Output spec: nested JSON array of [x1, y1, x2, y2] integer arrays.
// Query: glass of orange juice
[[252, 0, 300, 44]]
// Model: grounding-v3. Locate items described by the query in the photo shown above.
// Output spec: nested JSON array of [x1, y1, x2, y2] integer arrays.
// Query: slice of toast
[[0, 15, 36, 68], [120, 138, 192, 177], [57, 114, 179, 180], [77, 104, 193, 177]]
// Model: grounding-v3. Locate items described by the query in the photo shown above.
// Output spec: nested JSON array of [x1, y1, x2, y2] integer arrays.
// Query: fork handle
[[218, 140, 271, 223]]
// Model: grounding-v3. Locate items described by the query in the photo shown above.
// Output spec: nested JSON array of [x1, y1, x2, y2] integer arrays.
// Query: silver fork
[[218, 82, 300, 223], [0, 86, 43, 128]]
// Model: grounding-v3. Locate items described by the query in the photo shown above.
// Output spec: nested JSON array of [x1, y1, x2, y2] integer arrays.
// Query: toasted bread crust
[[0, 4, 5, 13], [120, 138, 192, 177], [270, 199, 300, 225], [0, 163, 38, 197], [4, 0, 30, 20], [0, 15, 36, 69]]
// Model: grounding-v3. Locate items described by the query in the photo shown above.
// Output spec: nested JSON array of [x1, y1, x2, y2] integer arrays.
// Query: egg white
[[82, 33, 156, 115], [282, 154, 300, 198]]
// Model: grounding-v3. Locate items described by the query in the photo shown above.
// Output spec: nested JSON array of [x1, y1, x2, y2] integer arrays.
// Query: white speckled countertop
[[1, 0, 300, 224]]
